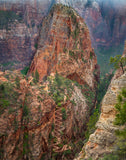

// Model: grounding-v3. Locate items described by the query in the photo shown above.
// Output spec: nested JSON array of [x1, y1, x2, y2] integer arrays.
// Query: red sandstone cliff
[[29, 4, 99, 89], [61, 0, 126, 48], [0, 4, 99, 160]]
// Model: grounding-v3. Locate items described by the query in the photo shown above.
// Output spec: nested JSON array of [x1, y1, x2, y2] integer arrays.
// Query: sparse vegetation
[[112, 88, 126, 158], [33, 69, 39, 84], [0, 82, 19, 115], [48, 72, 73, 106], [61, 107, 67, 120], [110, 55, 126, 74], [15, 76, 20, 89], [21, 67, 29, 75], [84, 73, 113, 141]]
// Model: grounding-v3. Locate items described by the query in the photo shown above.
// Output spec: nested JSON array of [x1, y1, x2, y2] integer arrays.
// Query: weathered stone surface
[[0, 4, 99, 159], [56, 0, 126, 48], [29, 4, 99, 89], [0, 0, 52, 70], [75, 72, 126, 160]]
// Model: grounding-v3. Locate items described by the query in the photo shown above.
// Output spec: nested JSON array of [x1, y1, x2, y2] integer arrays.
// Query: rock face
[[0, 0, 52, 70], [29, 4, 99, 89], [0, 4, 99, 160], [56, 0, 126, 48], [75, 43, 126, 160], [0, 71, 55, 160], [0, 0, 126, 71]]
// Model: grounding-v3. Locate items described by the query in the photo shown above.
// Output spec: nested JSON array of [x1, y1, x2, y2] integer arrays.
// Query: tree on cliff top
[[110, 55, 126, 74]]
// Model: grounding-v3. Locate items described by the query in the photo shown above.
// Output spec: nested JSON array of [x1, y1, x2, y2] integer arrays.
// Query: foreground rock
[[75, 42, 126, 160]]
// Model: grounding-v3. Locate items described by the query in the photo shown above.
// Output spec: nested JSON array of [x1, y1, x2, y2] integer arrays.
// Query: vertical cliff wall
[[0, 0, 51, 70]]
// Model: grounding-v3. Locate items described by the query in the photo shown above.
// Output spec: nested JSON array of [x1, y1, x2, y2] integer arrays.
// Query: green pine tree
[[110, 55, 126, 74], [114, 88, 126, 158]]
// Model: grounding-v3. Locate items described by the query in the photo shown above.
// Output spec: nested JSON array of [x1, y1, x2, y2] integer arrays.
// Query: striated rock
[[29, 4, 99, 89], [75, 43, 126, 160], [0, 68, 98, 159], [0, 4, 99, 160], [0, 0, 52, 70], [55, 0, 126, 48]]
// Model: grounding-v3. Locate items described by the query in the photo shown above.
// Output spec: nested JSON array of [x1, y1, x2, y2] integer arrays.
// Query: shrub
[[63, 149, 72, 156], [61, 107, 67, 120], [34, 43, 38, 49], [15, 76, 20, 89], [33, 69, 39, 83], [23, 105, 29, 117], [21, 67, 29, 75], [110, 55, 126, 74], [90, 51, 93, 59]]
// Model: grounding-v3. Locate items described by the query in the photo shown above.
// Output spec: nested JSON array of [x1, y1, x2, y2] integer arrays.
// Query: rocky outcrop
[[0, 68, 98, 159], [0, 70, 56, 160], [29, 4, 99, 89], [75, 43, 126, 160]]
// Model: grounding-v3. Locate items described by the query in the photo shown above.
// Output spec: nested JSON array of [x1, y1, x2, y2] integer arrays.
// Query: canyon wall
[[75, 42, 126, 160], [0, 4, 99, 160], [0, 0, 51, 70], [55, 0, 126, 48], [0, 0, 126, 71]]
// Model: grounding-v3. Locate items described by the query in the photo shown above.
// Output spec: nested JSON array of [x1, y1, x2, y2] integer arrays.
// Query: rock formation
[[29, 4, 99, 89], [75, 42, 126, 160], [0, 0, 126, 72], [55, 0, 126, 48], [0, 4, 99, 160]]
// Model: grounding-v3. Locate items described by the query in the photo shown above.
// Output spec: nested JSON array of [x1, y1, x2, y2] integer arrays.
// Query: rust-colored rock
[[29, 4, 99, 89], [0, 4, 99, 160]]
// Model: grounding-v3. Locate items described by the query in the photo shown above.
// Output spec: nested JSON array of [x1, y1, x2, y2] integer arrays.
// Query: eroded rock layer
[[0, 4, 99, 160], [0, 0, 51, 70], [29, 4, 99, 89], [75, 43, 126, 160]]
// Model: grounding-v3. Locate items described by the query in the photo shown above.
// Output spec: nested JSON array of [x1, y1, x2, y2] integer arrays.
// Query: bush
[[15, 76, 20, 89], [21, 67, 29, 75], [33, 69, 39, 84], [61, 107, 67, 120]]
